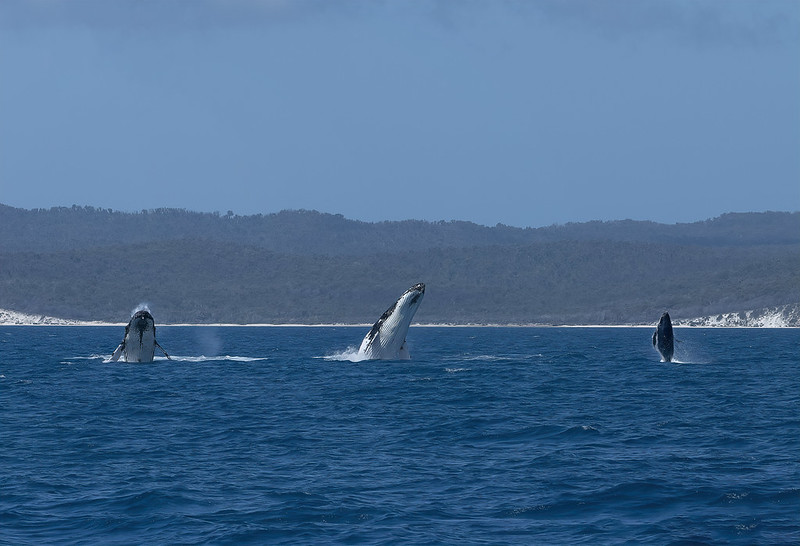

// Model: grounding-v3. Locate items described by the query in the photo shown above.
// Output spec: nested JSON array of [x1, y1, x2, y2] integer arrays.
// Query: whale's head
[[404, 283, 426, 307], [658, 312, 672, 328], [129, 310, 156, 340], [391, 283, 425, 322]]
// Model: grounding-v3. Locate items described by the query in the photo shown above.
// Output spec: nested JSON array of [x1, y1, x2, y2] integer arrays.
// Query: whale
[[652, 311, 674, 362], [110, 309, 170, 362], [358, 283, 425, 360]]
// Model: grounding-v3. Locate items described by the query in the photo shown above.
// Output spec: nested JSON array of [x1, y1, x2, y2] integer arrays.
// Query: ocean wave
[[4, 326, 797, 545]]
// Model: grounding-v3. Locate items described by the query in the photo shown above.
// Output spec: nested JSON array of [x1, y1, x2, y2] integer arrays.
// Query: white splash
[[102, 355, 268, 364], [323, 347, 368, 362], [167, 355, 268, 362], [131, 303, 152, 316]]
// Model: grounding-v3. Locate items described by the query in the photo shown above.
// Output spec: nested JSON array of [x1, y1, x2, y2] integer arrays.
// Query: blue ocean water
[[1, 326, 798, 545]]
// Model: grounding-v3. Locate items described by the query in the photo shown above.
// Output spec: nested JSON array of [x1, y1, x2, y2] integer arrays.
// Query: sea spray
[[131, 302, 152, 316], [324, 346, 368, 362], [194, 327, 223, 357]]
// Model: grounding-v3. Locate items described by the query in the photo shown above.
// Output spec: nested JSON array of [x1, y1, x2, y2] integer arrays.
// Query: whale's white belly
[[124, 329, 156, 362]]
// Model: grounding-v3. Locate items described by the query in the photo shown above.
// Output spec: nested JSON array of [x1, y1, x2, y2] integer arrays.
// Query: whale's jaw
[[358, 283, 425, 360]]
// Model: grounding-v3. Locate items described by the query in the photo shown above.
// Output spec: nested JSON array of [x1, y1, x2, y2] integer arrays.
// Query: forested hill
[[1, 205, 798, 254], [1, 205, 798, 324]]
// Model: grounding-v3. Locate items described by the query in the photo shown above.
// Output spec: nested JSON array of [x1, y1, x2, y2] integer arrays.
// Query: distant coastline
[[2, 207, 798, 327], [2, 309, 798, 328]]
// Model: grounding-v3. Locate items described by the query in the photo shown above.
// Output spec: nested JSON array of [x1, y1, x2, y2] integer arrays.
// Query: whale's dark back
[[656, 312, 674, 362]]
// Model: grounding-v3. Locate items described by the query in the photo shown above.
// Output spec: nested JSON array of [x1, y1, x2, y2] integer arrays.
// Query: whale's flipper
[[111, 342, 125, 362], [156, 341, 171, 360], [652, 331, 657, 347]]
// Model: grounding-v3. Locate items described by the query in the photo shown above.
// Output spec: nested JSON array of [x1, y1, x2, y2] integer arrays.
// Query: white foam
[[455, 354, 543, 362], [459, 355, 510, 362], [322, 347, 369, 362], [99, 355, 268, 363], [171, 355, 268, 362]]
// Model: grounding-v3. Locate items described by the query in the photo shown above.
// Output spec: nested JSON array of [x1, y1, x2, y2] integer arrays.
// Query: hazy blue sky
[[1, 0, 798, 227]]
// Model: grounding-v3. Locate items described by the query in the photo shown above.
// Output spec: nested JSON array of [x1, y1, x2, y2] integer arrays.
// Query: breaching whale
[[652, 312, 674, 362], [357, 283, 425, 360], [111, 309, 170, 362]]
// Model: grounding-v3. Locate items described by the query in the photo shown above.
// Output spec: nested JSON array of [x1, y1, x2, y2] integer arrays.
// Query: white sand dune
[[0, 309, 115, 326]]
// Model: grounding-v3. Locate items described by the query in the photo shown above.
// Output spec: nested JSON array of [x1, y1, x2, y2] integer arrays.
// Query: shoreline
[[0, 321, 797, 329], [3, 307, 797, 328]]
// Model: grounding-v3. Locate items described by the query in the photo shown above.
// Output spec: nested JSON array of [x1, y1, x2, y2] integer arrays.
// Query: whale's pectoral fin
[[156, 341, 171, 360], [111, 342, 125, 362], [652, 331, 657, 346]]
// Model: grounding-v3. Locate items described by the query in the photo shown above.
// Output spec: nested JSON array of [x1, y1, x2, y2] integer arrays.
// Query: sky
[[1, 0, 798, 228]]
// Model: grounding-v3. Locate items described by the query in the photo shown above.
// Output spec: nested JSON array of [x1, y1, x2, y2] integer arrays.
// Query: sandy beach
[[2, 308, 797, 328]]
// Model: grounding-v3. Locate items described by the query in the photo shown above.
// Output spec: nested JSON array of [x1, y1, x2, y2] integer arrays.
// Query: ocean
[[1, 326, 798, 545]]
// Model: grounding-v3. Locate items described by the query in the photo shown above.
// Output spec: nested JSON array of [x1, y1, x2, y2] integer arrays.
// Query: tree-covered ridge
[[1, 237, 797, 325], [1, 204, 798, 254], [2, 205, 797, 324]]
